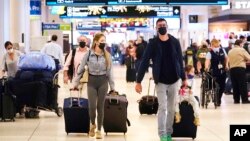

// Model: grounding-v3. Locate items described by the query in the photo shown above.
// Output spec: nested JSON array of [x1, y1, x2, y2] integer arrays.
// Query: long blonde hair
[[91, 32, 111, 69]]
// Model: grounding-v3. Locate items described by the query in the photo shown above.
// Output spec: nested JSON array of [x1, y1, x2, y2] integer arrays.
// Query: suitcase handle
[[147, 77, 156, 101], [69, 88, 81, 107]]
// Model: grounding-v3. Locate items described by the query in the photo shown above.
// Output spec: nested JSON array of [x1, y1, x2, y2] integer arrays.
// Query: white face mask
[[213, 47, 220, 52], [7, 48, 14, 54]]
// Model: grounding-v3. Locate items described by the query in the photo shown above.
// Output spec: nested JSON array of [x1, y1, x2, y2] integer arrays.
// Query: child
[[175, 65, 200, 126]]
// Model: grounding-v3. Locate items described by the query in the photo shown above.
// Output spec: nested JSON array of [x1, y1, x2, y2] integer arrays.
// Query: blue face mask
[[187, 74, 194, 79]]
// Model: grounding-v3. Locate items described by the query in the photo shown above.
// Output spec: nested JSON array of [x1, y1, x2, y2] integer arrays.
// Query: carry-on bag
[[1, 94, 16, 121], [103, 91, 130, 135], [138, 77, 158, 115], [0, 78, 16, 122], [63, 89, 90, 134], [172, 96, 199, 139]]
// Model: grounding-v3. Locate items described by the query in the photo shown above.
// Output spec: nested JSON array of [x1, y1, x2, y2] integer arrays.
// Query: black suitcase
[[126, 68, 136, 82], [0, 78, 16, 121], [1, 94, 16, 121], [172, 96, 199, 139], [63, 89, 90, 134], [103, 92, 130, 135], [0, 78, 6, 118], [138, 78, 158, 115]]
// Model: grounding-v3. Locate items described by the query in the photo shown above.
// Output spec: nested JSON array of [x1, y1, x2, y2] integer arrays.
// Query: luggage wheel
[[56, 107, 63, 117], [25, 109, 40, 118]]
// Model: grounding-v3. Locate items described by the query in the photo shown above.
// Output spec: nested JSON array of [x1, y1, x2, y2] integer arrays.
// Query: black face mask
[[158, 27, 167, 35], [99, 43, 106, 50], [79, 41, 86, 48]]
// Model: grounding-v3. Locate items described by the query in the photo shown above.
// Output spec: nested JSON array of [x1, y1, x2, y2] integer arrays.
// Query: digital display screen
[[47, 0, 228, 6], [108, 0, 166, 5], [168, 0, 228, 5], [46, 0, 106, 6], [60, 6, 180, 18]]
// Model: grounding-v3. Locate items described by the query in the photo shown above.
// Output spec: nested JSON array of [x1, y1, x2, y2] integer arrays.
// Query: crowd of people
[[2, 19, 250, 141]]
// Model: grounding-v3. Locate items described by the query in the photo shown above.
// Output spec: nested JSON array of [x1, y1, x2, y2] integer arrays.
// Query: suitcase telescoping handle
[[108, 90, 120, 105], [147, 77, 156, 101], [69, 88, 81, 107]]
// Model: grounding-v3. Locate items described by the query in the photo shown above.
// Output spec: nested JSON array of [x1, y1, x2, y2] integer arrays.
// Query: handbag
[[80, 65, 88, 83]]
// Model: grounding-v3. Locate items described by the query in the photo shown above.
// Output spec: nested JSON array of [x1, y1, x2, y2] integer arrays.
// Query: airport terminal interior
[[1, 66, 250, 141], [1, 0, 250, 141]]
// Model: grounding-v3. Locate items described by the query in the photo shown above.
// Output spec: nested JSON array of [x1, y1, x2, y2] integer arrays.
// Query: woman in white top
[[1, 41, 22, 78]]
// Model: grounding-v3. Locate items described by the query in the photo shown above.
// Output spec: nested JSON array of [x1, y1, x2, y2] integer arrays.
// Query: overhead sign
[[235, 1, 250, 9], [60, 6, 180, 18], [46, 0, 107, 6], [43, 24, 71, 30], [30, 0, 41, 15], [107, 0, 166, 5], [169, 0, 228, 5]]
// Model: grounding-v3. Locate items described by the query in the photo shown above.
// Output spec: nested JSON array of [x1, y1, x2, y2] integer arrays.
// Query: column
[[10, 0, 30, 53], [0, 0, 10, 63]]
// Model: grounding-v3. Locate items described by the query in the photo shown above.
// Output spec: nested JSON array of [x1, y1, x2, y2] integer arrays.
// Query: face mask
[[99, 43, 106, 50], [79, 41, 86, 48], [187, 74, 194, 79], [213, 47, 220, 52], [7, 48, 14, 54], [158, 27, 167, 35]]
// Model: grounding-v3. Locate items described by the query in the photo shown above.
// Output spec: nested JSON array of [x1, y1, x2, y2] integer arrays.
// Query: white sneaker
[[96, 130, 102, 139], [89, 124, 96, 137]]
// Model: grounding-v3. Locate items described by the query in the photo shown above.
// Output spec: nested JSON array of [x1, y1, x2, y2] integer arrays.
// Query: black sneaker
[[234, 101, 240, 104], [242, 101, 250, 104]]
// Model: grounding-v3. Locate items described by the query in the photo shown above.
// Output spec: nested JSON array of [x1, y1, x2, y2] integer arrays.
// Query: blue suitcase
[[63, 90, 90, 134]]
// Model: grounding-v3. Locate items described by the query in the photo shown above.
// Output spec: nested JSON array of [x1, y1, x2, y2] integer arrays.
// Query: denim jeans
[[156, 79, 181, 137]]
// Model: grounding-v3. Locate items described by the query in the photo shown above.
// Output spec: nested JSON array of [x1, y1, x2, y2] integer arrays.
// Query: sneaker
[[167, 135, 172, 141], [96, 130, 102, 139], [89, 124, 96, 137], [160, 135, 168, 141], [175, 112, 181, 123], [194, 117, 201, 126]]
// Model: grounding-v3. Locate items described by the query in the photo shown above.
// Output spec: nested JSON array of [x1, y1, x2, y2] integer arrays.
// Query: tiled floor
[[0, 65, 250, 141]]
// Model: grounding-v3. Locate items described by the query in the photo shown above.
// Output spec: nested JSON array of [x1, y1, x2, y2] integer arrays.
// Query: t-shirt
[[159, 39, 179, 84], [1, 50, 22, 77]]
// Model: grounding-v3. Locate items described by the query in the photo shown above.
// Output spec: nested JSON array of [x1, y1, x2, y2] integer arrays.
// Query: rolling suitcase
[[138, 78, 158, 115], [0, 78, 16, 121], [1, 94, 16, 121], [63, 89, 90, 134], [172, 96, 199, 139], [103, 92, 130, 135]]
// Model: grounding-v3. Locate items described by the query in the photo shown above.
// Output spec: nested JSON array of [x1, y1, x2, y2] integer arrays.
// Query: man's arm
[[136, 39, 154, 83], [176, 40, 186, 81]]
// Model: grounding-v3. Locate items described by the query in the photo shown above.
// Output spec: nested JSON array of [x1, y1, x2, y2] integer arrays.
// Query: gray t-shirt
[[1, 50, 22, 77]]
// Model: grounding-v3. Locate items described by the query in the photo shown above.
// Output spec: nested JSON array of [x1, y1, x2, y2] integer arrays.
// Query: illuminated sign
[[60, 6, 180, 18], [30, 0, 41, 15], [169, 0, 228, 5], [43, 24, 71, 30], [46, 0, 106, 6], [235, 1, 250, 9], [47, 0, 228, 6], [107, 0, 166, 5]]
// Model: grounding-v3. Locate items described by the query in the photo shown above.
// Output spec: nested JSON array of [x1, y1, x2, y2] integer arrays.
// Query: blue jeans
[[156, 79, 181, 137]]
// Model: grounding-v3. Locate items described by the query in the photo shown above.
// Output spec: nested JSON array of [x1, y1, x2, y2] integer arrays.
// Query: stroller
[[7, 52, 63, 118], [200, 71, 220, 109]]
